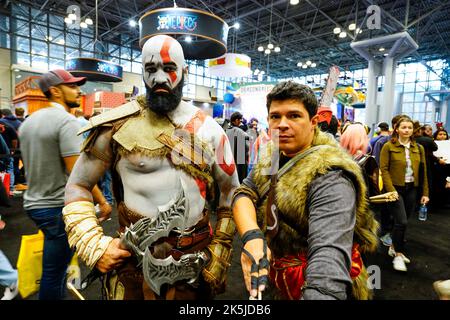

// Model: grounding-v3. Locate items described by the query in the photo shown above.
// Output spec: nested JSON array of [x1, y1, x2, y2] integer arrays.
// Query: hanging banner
[[434, 141, 450, 164], [66, 58, 123, 82], [320, 65, 340, 108], [208, 53, 252, 78], [239, 83, 276, 129], [139, 8, 228, 59]]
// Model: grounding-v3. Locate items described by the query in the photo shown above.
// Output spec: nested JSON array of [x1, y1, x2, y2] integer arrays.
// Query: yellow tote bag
[[16, 230, 44, 299], [16, 230, 79, 299]]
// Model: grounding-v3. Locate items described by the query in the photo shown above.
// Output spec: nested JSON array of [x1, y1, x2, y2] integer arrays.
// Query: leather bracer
[[62, 201, 113, 269], [202, 206, 236, 295]]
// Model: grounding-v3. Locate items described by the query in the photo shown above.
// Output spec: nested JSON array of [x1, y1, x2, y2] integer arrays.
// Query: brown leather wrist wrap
[[202, 206, 236, 294]]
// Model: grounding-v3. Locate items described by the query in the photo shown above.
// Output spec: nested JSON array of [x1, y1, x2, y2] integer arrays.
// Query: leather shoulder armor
[[78, 100, 141, 135]]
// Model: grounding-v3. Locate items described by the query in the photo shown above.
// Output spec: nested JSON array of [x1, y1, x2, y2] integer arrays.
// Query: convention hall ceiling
[[3, 0, 450, 78]]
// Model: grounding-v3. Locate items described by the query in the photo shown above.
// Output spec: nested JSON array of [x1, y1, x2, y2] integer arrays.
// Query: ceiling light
[[383, 53, 389, 57], [267, 43, 274, 50], [356, 28, 362, 34], [348, 23, 356, 31], [339, 31, 347, 38], [333, 27, 341, 34], [64, 17, 73, 24], [264, 48, 271, 54], [379, 47, 385, 52], [306, 60, 312, 65], [311, 63, 317, 67], [260, 70, 265, 75], [68, 13, 77, 21], [185, 36, 192, 43], [14, 69, 19, 72], [302, 64, 307, 69], [129, 20, 137, 27], [258, 46, 264, 52], [57, 39, 65, 45], [233, 22, 240, 29], [85, 18, 93, 25], [80, 22, 88, 28], [274, 46, 280, 53], [297, 62, 302, 67], [254, 69, 260, 75], [16, 75, 22, 79], [290, 0, 300, 5]]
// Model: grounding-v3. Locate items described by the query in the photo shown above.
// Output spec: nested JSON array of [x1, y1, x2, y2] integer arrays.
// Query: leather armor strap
[[241, 229, 265, 245], [241, 229, 269, 291], [153, 224, 212, 249]]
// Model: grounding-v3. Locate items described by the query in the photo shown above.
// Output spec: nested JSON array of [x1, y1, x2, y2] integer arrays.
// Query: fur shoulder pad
[[78, 100, 141, 135]]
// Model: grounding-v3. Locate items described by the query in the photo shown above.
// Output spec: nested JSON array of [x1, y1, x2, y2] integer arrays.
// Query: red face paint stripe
[[169, 71, 177, 83], [160, 37, 173, 64]]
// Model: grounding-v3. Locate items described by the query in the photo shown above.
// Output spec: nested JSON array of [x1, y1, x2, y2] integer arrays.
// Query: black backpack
[[357, 154, 381, 197]]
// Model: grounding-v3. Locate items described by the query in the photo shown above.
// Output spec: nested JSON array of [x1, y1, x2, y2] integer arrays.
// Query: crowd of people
[[0, 35, 449, 301]]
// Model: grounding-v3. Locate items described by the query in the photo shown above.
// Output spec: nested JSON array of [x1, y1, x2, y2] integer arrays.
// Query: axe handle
[[67, 282, 86, 300]]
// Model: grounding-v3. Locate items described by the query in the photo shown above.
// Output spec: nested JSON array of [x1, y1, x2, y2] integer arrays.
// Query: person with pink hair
[[340, 123, 369, 159], [340, 123, 381, 199]]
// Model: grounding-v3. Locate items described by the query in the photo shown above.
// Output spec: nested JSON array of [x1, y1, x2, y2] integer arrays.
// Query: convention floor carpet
[[1, 195, 448, 300]]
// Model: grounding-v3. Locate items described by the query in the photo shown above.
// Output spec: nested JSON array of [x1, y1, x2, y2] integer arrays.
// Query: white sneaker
[[1, 281, 19, 300], [388, 247, 411, 264], [393, 256, 407, 272], [433, 280, 450, 300]]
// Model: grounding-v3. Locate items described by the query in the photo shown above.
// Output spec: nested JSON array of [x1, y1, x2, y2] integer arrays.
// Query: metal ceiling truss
[[4, 0, 450, 79]]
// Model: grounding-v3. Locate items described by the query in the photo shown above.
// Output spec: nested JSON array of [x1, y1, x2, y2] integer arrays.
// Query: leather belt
[[155, 224, 212, 249]]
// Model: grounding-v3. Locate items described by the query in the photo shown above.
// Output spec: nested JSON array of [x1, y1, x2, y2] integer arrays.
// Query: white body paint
[[117, 101, 239, 227]]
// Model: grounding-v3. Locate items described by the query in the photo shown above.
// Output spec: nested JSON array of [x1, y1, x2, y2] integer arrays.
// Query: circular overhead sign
[[139, 7, 228, 60], [209, 53, 252, 78], [66, 58, 123, 82]]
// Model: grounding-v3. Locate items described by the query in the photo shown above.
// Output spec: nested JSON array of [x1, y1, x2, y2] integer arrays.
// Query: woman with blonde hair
[[380, 117, 429, 272]]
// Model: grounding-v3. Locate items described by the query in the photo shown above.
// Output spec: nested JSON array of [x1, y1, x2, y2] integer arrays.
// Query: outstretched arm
[[63, 128, 130, 272], [232, 170, 271, 299]]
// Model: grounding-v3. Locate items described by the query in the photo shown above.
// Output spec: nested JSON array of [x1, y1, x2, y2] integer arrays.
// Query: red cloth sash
[[269, 243, 363, 300]]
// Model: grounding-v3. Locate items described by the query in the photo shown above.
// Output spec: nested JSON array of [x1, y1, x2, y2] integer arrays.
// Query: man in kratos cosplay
[[232, 81, 379, 300], [62, 34, 239, 300]]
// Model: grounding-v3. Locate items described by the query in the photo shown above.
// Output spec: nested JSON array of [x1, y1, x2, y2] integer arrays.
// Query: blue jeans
[[99, 170, 114, 205], [0, 250, 17, 287], [27, 207, 73, 300], [7, 158, 14, 191]]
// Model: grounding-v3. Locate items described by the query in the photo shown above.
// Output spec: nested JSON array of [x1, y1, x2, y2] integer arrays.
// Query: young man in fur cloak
[[232, 81, 379, 300]]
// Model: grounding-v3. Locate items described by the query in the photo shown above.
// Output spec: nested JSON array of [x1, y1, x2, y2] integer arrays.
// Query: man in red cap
[[18, 69, 111, 299]]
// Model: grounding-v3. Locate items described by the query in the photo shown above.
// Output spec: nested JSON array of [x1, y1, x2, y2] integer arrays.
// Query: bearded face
[[141, 35, 186, 115], [146, 74, 184, 115]]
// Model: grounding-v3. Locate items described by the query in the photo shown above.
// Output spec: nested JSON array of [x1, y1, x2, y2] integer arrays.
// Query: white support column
[[445, 99, 450, 130], [365, 59, 380, 129], [351, 32, 418, 129], [381, 56, 397, 121]]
